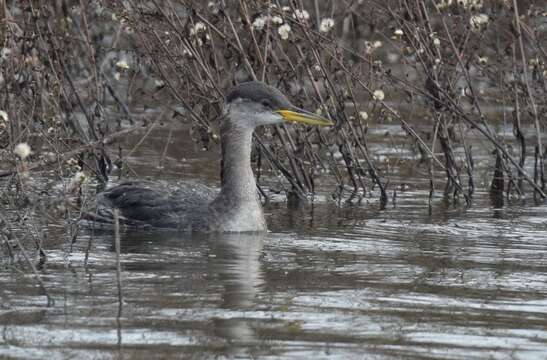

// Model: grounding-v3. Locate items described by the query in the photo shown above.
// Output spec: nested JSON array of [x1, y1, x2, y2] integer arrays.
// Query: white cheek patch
[[225, 98, 283, 127]]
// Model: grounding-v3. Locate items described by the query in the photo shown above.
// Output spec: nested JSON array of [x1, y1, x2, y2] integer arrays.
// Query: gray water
[[2, 125, 547, 359]]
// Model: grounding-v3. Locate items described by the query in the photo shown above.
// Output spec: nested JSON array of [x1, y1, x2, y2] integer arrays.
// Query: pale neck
[[208, 112, 266, 232], [207, 114, 265, 232], [219, 118, 257, 202]]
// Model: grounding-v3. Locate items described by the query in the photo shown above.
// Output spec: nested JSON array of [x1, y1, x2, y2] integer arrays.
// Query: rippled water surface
[[2, 126, 547, 359]]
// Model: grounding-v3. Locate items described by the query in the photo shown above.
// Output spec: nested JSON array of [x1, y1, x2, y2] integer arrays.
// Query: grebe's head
[[224, 81, 333, 129]]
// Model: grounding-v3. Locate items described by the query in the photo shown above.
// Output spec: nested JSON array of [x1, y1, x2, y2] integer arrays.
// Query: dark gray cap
[[226, 81, 293, 110]]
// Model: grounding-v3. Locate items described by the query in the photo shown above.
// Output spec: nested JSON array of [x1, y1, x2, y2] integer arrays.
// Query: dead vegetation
[[1, 0, 546, 265]]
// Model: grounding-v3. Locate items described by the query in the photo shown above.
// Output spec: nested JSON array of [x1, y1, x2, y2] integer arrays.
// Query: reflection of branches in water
[[113, 209, 124, 348], [0, 213, 53, 306]]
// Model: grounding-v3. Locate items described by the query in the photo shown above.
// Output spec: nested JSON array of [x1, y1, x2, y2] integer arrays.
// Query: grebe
[[93, 81, 332, 232]]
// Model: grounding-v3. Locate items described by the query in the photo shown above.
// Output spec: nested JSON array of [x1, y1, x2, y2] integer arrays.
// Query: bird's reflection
[[207, 232, 265, 309], [110, 230, 265, 349], [208, 232, 265, 347]]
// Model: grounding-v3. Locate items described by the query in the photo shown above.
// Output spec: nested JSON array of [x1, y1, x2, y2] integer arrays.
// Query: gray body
[[96, 81, 294, 232], [97, 180, 217, 231]]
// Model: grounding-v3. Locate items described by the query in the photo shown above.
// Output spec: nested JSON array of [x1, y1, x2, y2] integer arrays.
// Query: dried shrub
[[1, 0, 546, 264]]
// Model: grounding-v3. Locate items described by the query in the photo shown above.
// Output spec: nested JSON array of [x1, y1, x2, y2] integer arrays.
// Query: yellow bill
[[276, 108, 334, 126]]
